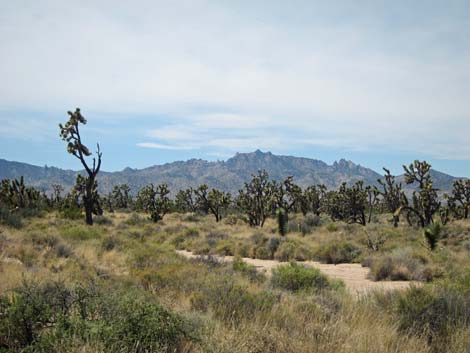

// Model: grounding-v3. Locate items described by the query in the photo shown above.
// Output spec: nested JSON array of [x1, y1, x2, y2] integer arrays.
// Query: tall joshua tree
[[59, 108, 102, 225]]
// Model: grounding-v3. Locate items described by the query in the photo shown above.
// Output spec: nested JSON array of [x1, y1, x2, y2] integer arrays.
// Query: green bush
[[59, 204, 82, 220], [271, 262, 331, 292], [395, 285, 470, 346], [316, 241, 361, 264], [0, 280, 195, 353], [100, 295, 191, 352]]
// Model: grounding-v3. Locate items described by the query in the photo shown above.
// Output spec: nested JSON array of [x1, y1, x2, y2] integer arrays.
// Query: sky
[[0, 0, 469, 176]]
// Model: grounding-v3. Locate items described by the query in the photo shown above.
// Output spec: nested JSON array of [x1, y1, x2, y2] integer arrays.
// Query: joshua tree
[[377, 168, 403, 227], [300, 185, 325, 216], [59, 108, 102, 225], [272, 176, 302, 221], [400, 160, 440, 227], [111, 184, 132, 209], [323, 182, 367, 225], [175, 188, 197, 213], [344, 181, 368, 226], [51, 184, 64, 207], [0, 177, 44, 210], [207, 188, 232, 222], [72, 175, 103, 217], [237, 170, 276, 227], [446, 179, 470, 219], [194, 185, 231, 222], [136, 184, 171, 222], [194, 184, 210, 214]]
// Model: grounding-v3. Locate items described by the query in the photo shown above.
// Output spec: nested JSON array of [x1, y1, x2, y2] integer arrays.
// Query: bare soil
[[176, 250, 416, 295]]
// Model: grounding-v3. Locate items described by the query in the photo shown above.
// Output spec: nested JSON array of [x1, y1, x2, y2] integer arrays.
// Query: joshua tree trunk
[[84, 178, 94, 225]]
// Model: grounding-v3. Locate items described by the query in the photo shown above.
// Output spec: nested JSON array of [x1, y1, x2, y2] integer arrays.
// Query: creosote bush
[[190, 279, 277, 323], [0, 280, 196, 353], [271, 262, 337, 292]]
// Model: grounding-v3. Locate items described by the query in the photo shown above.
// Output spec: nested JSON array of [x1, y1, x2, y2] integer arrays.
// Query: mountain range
[[0, 150, 462, 195]]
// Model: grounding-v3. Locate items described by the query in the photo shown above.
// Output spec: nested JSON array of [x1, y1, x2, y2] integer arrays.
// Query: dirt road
[[176, 250, 415, 295]]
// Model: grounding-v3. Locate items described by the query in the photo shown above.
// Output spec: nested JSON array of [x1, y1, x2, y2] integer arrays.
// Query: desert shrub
[[61, 226, 102, 241], [267, 237, 281, 257], [223, 214, 239, 225], [316, 241, 361, 264], [30, 232, 59, 249], [215, 240, 235, 256], [368, 248, 431, 281], [250, 232, 268, 246], [93, 215, 113, 225], [273, 241, 297, 261], [0, 207, 23, 228], [191, 279, 277, 323], [8, 246, 37, 267], [232, 257, 264, 283], [101, 235, 121, 252], [59, 204, 82, 220], [171, 234, 187, 249], [124, 212, 145, 226], [253, 246, 271, 260], [0, 280, 194, 353], [305, 214, 322, 227], [182, 213, 201, 222], [272, 240, 312, 262], [235, 243, 251, 258], [127, 230, 144, 241], [206, 230, 228, 240], [55, 243, 73, 258], [99, 294, 192, 352], [395, 285, 470, 347], [271, 262, 332, 292], [289, 215, 322, 236], [326, 222, 338, 232], [184, 227, 199, 238], [192, 242, 211, 255], [0, 281, 69, 350]]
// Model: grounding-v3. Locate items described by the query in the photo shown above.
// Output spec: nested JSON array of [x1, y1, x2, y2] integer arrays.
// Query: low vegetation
[[0, 211, 469, 352]]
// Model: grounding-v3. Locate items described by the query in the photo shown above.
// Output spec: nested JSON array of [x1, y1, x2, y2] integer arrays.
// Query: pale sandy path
[[176, 250, 416, 295]]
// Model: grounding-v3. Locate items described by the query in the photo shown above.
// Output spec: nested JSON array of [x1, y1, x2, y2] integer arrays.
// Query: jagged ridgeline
[[0, 150, 461, 195]]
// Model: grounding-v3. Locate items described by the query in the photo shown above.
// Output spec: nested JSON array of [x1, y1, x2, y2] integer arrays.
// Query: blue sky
[[0, 0, 469, 176]]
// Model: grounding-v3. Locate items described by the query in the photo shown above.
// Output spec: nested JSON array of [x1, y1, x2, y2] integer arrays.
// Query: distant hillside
[[0, 150, 463, 195]]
